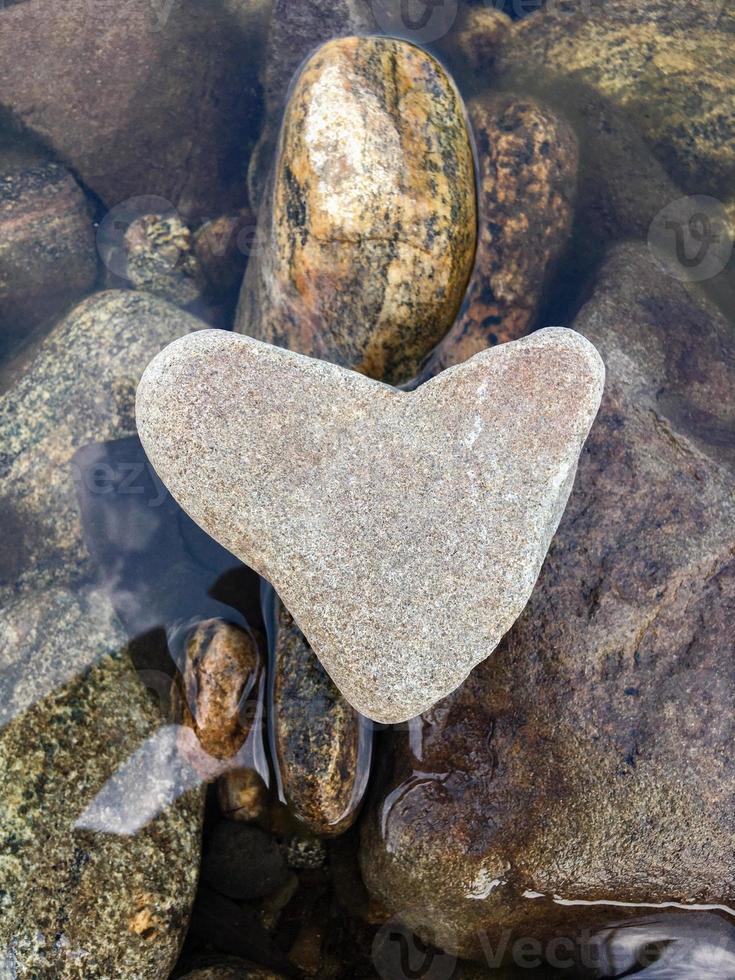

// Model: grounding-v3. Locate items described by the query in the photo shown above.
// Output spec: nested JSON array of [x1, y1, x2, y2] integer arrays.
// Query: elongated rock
[[137, 327, 603, 724], [269, 595, 370, 835], [418, 93, 578, 379], [359, 243, 735, 960], [0, 292, 206, 976], [236, 35, 477, 385]]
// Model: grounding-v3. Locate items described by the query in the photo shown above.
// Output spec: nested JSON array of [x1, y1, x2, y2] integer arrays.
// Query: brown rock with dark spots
[[418, 94, 578, 379], [270, 597, 371, 836], [360, 242, 735, 960], [194, 210, 255, 296], [0, 141, 96, 346], [437, 5, 512, 75], [179, 620, 263, 762], [237, 35, 477, 385], [0, 0, 261, 218], [218, 767, 269, 824]]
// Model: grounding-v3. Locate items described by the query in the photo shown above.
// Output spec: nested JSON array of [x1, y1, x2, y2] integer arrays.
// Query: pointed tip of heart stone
[[136, 327, 604, 725]]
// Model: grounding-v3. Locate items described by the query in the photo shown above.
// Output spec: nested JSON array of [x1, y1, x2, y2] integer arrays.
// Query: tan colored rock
[[137, 327, 604, 724], [418, 93, 578, 380], [236, 35, 477, 385], [270, 596, 370, 835], [0, 140, 96, 346], [0, 0, 261, 218], [359, 243, 735, 961], [177, 620, 264, 762], [246, 0, 376, 206]]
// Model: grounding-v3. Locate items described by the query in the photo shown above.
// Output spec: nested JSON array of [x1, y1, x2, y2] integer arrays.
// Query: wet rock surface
[[247, 0, 376, 205], [359, 242, 735, 959], [0, 290, 206, 606], [137, 327, 603, 723], [179, 960, 286, 980], [0, 141, 96, 347], [494, 0, 735, 218], [0, 291, 206, 976], [0, 0, 262, 218], [121, 213, 205, 308], [269, 595, 370, 836], [178, 620, 264, 762], [418, 93, 578, 379], [201, 822, 289, 902], [237, 35, 477, 385]]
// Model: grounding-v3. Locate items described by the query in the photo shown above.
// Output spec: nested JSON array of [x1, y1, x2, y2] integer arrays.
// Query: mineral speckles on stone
[[418, 94, 578, 379], [178, 619, 263, 762], [271, 598, 370, 836], [358, 243, 735, 959], [236, 35, 477, 385], [137, 327, 604, 724]]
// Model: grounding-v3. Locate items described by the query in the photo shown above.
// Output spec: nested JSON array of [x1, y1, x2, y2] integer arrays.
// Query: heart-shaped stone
[[136, 328, 604, 723]]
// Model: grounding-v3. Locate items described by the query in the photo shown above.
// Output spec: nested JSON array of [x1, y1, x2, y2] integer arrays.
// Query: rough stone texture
[[0, 292, 206, 976], [417, 93, 578, 380], [179, 962, 285, 980], [137, 327, 604, 724], [247, 0, 376, 206], [0, 0, 261, 218], [437, 4, 512, 75], [359, 242, 735, 960], [194, 210, 255, 297], [237, 35, 477, 385], [0, 141, 96, 345], [177, 620, 263, 762], [0, 616, 203, 979], [270, 597, 370, 835], [0, 290, 207, 607], [122, 213, 205, 308], [201, 822, 289, 902], [494, 0, 735, 219]]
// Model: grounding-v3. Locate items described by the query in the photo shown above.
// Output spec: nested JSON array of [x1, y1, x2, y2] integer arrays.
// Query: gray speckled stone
[[137, 328, 604, 724], [0, 290, 206, 977]]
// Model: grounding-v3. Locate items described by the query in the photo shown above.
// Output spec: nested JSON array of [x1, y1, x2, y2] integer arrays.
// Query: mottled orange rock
[[236, 35, 477, 385], [178, 620, 264, 762], [418, 94, 578, 380]]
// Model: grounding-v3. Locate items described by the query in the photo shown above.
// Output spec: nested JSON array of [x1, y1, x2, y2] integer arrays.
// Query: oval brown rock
[[269, 596, 371, 836], [236, 35, 477, 385]]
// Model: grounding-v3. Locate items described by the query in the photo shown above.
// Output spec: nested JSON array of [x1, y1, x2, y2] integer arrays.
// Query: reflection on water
[[591, 912, 735, 978], [70, 435, 269, 833]]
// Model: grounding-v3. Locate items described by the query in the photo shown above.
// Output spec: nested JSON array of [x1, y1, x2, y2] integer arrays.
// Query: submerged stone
[[358, 243, 735, 960], [269, 595, 371, 836], [236, 35, 477, 385], [418, 93, 578, 379], [137, 327, 603, 724], [0, 291, 206, 976]]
